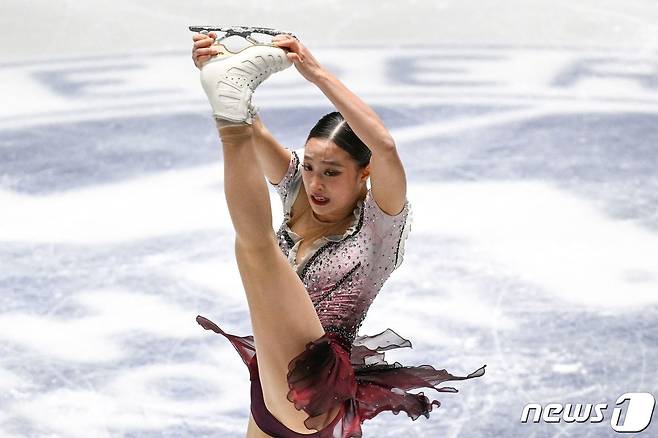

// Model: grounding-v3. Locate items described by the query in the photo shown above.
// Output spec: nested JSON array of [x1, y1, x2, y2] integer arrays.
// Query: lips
[[311, 194, 329, 205]]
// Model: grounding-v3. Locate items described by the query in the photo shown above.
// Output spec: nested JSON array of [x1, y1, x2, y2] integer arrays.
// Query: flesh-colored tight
[[217, 121, 341, 436]]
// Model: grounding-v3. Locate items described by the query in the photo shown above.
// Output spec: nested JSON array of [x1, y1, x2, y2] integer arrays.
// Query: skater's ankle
[[216, 118, 250, 129], [216, 119, 253, 137]]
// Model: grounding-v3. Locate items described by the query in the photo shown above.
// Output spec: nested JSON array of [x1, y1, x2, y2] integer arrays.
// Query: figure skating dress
[[197, 150, 486, 437]]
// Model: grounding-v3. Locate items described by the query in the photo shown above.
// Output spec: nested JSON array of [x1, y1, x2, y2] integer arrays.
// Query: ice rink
[[1, 1, 658, 437]]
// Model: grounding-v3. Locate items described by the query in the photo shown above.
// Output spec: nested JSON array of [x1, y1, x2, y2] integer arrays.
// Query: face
[[302, 137, 370, 219]]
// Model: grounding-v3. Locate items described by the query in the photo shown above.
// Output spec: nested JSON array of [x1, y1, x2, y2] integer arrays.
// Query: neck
[[311, 209, 348, 224], [312, 210, 345, 224]]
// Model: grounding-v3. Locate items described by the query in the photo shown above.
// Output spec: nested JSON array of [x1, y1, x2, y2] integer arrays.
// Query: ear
[[359, 165, 370, 182]]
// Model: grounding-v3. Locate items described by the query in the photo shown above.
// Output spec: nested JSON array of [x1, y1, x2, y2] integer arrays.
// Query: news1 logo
[[521, 393, 656, 433]]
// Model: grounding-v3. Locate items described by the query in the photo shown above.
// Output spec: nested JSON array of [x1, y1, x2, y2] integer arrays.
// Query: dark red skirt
[[196, 315, 486, 438]]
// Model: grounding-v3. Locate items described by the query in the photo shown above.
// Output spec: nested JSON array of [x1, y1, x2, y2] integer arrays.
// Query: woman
[[191, 29, 486, 437]]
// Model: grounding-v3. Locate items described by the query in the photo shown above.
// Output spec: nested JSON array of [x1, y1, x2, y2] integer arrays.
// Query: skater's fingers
[[193, 49, 217, 66], [273, 36, 296, 45], [192, 32, 217, 42], [272, 33, 294, 41], [283, 37, 303, 52], [192, 46, 220, 69], [286, 52, 304, 64], [195, 47, 219, 57], [273, 38, 300, 53], [193, 49, 220, 67], [194, 38, 215, 49]]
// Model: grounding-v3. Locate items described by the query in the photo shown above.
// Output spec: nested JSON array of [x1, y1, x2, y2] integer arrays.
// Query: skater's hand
[[272, 35, 325, 84], [192, 32, 220, 69]]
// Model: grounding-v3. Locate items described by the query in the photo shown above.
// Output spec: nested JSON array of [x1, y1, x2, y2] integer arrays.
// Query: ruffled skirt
[[196, 315, 486, 438]]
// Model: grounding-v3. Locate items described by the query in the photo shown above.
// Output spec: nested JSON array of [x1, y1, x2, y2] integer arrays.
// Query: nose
[[309, 175, 325, 193]]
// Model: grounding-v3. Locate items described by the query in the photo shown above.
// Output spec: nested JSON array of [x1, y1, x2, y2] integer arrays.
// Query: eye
[[303, 164, 339, 176]]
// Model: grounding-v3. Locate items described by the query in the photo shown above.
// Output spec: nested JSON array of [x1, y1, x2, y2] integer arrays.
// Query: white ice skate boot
[[199, 30, 292, 124]]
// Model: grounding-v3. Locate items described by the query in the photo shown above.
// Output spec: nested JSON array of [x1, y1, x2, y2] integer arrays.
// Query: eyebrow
[[303, 156, 345, 167]]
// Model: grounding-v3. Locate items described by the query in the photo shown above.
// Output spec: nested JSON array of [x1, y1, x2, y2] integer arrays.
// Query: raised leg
[[247, 413, 272, 438], [218, 121, 340, 433]]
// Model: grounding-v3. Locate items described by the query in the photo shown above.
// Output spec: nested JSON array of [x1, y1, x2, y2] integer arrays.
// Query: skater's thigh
[[247, 412, 272, 438], [234, 236, 329, 431], [234, 236, 325, 353]]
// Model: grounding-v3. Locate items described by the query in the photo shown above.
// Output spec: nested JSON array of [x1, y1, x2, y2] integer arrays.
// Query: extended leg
[[219, 122, 276, 244], [247, 413, 271, 438], [219, 122, 340, 433]]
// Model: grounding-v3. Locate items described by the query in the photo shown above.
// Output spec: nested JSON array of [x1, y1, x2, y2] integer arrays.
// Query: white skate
[[195, 26, 294, 124]]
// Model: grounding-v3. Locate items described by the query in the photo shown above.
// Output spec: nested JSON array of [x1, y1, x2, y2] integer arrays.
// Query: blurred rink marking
[[1, 45, 658, 437], [2, 44, 657, 310], [2, 178, 656, 310], [0, 290, 202, 362], [0, 290, 250, 436], [2, 47, 658, 129]]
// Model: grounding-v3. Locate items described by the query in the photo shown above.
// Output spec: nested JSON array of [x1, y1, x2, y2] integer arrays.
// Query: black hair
[[306, 112, 371, 168]]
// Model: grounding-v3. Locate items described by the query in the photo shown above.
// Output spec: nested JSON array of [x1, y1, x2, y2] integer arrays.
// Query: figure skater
[[190, 28, 486, 438]]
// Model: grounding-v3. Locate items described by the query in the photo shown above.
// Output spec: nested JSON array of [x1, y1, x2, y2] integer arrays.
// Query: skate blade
[[188, 25, 297, 40]]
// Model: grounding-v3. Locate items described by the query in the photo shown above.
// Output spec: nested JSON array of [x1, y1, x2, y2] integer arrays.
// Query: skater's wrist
[[311, 69, 335, 87]]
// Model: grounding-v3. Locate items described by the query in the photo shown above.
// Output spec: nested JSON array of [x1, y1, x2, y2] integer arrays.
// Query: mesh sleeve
[[362, 189, 413, 270]]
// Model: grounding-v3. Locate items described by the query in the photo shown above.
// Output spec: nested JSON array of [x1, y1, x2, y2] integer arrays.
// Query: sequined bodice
[[269, 150, 413, 350]]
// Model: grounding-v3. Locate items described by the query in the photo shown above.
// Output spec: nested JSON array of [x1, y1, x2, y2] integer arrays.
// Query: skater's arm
[[252, 117, 293, 185], [311, 71, 407, 215], [273, 36, 407, 216]]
